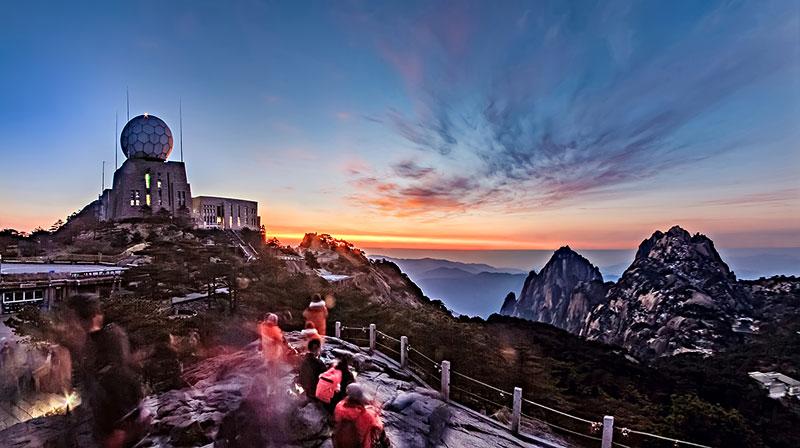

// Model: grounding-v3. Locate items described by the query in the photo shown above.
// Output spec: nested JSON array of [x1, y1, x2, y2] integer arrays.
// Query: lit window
[[146, 194, 151, 206], [145, 173, 151, 189], [130, 190, 141, 206]]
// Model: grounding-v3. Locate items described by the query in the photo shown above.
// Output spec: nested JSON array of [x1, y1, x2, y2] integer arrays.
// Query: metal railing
[[334, 321, 712, 448]]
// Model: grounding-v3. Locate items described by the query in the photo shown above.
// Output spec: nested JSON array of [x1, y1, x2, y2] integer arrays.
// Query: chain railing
[[334, 321, 712, 448]]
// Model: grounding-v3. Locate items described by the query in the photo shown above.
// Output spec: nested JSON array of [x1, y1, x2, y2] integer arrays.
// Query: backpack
[[316, 367, 342, 403]]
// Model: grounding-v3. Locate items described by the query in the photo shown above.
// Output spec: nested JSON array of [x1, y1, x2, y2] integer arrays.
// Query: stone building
[[193, 196, 260, 230], [98, 114, 260, 230]]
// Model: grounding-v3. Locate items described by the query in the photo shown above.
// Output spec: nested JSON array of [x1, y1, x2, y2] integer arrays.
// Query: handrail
[[451, 369, 513, 397], [337, 322, 711, 448], [408, 347, 439, 368], [522, 398, 596, 425], [376, 330, 400, 343], [618, 428, 711, 448], [522, 412, 603, 444]]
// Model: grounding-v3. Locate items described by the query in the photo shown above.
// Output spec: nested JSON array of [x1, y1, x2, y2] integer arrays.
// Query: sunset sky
[[1, 1, 798, 250]]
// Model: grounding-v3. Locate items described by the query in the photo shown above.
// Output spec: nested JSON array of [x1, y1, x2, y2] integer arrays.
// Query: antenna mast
[[101, 161, 106, 192], [126, 87, 130, 120], [180, 98, 184, 162], [115, 111, 118, 169]]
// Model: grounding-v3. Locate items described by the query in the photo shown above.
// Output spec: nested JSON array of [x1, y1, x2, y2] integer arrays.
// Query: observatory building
[[98, 114, 260, 230]]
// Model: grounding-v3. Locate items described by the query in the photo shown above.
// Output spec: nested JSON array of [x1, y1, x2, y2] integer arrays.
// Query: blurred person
[[67, 295, 144, 448], [0, 340, 12, 367], [303, 294, 328, 336], [44, 345, 72, 394], [333, 383, 389, 448], [259, 313, 288, 381], [0, 340, 20, 405], [301, 321, 322, 344], [298, 338, 326, 401]]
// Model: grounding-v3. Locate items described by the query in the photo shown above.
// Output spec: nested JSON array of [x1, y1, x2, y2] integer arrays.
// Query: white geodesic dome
[[120, 114, 174, 161]]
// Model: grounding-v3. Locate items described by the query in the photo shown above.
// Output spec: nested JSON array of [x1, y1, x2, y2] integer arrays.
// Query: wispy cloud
[[343, 1, 799, 218], [701, 189, 800, 207]]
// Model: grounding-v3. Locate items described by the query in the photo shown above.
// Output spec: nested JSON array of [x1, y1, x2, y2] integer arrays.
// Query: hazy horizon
[[366, 246, 800, 280]]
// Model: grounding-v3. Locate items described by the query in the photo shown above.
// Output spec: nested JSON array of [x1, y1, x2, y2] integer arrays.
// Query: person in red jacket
[[259, 313, 287, 365], [301, 321, 322, 345], [333, 383, 389, 448], [302, 294, 329, 336]]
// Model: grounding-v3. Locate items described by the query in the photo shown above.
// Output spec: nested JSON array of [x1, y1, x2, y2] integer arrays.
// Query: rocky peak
[[499, 291, 517, 315], [299, 232, 369, 267], [500, 246, 607, 333], [633, 226, 735, 281], [583, 226, 750, 359]]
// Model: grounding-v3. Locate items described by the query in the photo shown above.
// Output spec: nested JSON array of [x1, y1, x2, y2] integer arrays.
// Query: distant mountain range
[[500, 226, 800, 360], [368, 256, 527, 317], [369, 244, 800, 318]]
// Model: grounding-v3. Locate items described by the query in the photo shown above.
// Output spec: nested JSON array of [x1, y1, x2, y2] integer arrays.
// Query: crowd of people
[[2, 290, 389, 448], [260, 293, 390, 448]]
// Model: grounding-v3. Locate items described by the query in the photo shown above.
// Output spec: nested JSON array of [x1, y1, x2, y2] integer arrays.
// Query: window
[[146, 194, 151, 206], [177, 191, 186, 207], [130, 190, 141, 206], [202, 204, 216, 225], [157, 178, 163, 205], [2, 290, 42, 303], [144, 173, 151, 189]]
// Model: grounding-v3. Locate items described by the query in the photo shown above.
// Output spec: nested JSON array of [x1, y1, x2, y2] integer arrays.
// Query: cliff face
[[500, 247, 608, 333], [582, 226, 751, 359]]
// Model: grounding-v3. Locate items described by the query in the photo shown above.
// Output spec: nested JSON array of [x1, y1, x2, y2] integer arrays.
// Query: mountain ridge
[[501, 226, 798, 360]]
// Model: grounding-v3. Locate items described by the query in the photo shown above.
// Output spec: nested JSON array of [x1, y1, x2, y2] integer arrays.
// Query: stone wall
[[101, 159, 192, 221]]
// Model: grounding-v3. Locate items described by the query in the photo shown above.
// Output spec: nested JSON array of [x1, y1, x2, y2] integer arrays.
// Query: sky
[[0, 0, 798, 250]]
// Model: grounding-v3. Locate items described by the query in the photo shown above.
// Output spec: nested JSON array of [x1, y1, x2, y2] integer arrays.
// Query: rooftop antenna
[[126, 87, 130, 121], [115, 111, 118, 169], [179, 98, 184, 162], [101, 160, 106, 192]]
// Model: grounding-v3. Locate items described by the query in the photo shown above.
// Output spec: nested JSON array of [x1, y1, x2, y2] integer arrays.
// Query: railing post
[[511, 387, 522, 434], [602, 415, 614, 448], [400, 336, 408, 369], [335, 321, 341, 338], [369, 323, 376, 353], [440, 360, 450, 402]]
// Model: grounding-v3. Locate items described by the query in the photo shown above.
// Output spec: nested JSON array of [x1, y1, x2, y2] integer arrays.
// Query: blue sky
[[0, 0, 798, 249]]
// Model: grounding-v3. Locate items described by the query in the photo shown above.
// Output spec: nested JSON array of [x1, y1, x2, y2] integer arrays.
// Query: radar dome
[[120, 114, 174, 161]]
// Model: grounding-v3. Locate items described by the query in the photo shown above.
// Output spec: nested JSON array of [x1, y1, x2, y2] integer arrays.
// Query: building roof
[[749, 371, 800, 387]]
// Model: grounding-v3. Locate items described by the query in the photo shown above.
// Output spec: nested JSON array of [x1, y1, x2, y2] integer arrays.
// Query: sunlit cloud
[[344, 1, 798, 219]]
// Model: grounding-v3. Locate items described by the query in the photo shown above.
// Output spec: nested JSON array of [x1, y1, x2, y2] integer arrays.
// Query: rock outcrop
[[500, 292, 517, 315], [500, 247, 608, 333], [582, 226, 751, 359], [2, 332, 558, 447]]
